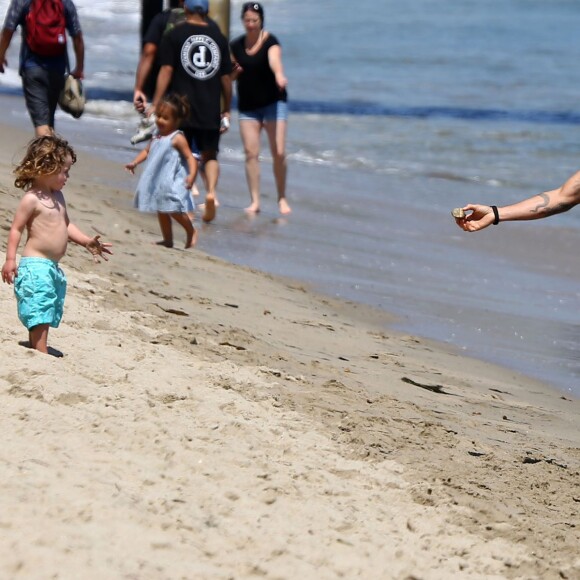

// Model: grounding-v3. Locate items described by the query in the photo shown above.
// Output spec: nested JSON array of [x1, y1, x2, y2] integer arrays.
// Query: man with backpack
[[0, 0, 84, 136]]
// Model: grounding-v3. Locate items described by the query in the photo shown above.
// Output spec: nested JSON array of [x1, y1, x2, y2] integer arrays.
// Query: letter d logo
[[193, 46, 207, 68]]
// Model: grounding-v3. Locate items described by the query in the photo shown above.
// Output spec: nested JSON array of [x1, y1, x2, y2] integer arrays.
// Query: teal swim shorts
[[14, 257, 67, 330]]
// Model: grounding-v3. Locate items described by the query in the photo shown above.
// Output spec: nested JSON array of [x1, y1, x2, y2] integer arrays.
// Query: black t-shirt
[[159, 21, 232, 129], [142, 9, 178, 99], [230, 33, 287, 112], [142, 10, 221, 100]]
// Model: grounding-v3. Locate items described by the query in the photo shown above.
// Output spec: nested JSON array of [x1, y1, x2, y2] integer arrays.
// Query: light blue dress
[[134, 130, 194, 213]]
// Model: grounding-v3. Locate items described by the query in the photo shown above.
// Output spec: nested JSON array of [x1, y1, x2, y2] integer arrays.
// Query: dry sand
[[0, 124, 579, 579]]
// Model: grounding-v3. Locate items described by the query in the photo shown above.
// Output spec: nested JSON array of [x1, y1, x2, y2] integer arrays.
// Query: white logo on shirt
[[181, 35, 221, 80]]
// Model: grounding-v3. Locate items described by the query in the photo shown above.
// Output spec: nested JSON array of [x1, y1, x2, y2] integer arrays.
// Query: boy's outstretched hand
[[86, 235, 113, 262]]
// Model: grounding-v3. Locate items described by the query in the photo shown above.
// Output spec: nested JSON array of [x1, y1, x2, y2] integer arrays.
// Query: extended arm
[[134, 42, 157, 111], [220, 73, 232, 132], [67, 223, 112, 262], [152, 64, 173, 110], [267, 44, 287, 91], [456, 171, 580, 232], [65, 202, 112, 261], [125, 145, 150, 173], [71, 32, 85, 79], [230, 51, 242, 80], [0, 27, 15, 73]]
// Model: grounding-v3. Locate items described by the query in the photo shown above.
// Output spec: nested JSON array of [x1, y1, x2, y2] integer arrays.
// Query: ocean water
[[1, 0, 580, 396]]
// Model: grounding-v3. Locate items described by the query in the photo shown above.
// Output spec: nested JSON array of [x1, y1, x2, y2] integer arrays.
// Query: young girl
[[1, 135, 112, 354], [126, 94, 198, 249]]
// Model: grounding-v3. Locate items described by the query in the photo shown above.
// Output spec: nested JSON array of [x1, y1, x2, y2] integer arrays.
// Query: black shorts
[[182, 127, 221, 157], [22, 66, 66, 129]]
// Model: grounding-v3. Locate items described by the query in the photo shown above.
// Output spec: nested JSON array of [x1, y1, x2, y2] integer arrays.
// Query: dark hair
[[157, 93, 190, 123], [241, 2, 264, 26], [14, 135, 76, 191]]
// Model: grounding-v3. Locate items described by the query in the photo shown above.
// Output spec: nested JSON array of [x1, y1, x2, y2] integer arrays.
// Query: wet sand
[[0, 123, 579, 578], [2, 93, 580, 394]]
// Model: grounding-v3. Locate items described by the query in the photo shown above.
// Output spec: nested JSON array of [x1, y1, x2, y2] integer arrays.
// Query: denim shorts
[[22, 66, 66, 128], [14, 257, 67, 330], [239, 100, 288, 123]]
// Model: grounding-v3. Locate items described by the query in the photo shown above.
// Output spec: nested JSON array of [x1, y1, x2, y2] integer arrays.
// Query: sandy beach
[[0, 123, 579, 579]]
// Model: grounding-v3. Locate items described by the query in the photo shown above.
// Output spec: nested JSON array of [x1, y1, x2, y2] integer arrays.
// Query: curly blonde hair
[[14, 135, 77, 191]]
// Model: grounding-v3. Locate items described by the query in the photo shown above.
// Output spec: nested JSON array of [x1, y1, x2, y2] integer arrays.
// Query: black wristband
[[491, 205, 500, 225]]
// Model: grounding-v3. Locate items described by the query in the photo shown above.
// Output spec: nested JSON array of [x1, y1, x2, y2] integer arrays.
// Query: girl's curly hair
[[14, 135, 77, 191]]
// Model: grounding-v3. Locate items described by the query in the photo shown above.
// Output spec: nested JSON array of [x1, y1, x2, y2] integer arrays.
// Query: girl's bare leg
[[239, 119, 262, 213], [170, 212, 198, 249], [264, 118, 290, 214], [157, 213, 174, 247], [29, 324, 49, 354]]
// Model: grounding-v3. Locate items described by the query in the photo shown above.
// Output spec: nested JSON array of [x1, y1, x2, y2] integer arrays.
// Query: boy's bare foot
[[185, 226, 198, 249], [244, 202, 261, 214], [155, 240, 174, 248], [202, 195, 216, 223], [279, 198, 292, 215]]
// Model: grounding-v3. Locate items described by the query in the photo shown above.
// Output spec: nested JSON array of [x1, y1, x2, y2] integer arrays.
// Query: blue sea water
[[1, 0, 580, 395]]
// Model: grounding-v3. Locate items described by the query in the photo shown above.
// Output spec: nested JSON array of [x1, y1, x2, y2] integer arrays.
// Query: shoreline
[[1, 123, 579, 577], [1, 92, 579, 397]]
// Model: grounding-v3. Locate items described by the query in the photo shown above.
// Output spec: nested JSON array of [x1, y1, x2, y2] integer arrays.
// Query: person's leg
[[264, 116, 290, 214], [170, 213, 197, 248], [187, 155, 200, 220], [183, 128, 201, 186], [239, 118, 263, 213], [22, 68, 51, 135], [15, 259, 66, 354], [22, 67, 62, 136], [201, 150, 219, 223], [47, 69, 65, 132], [195, 130, 223, 223], [157, 212, 174, 247], [183, 129, 202, 218], [35, 125, 53, 137], [29, 324, 49, 354], [198, 159, 208, 195]]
